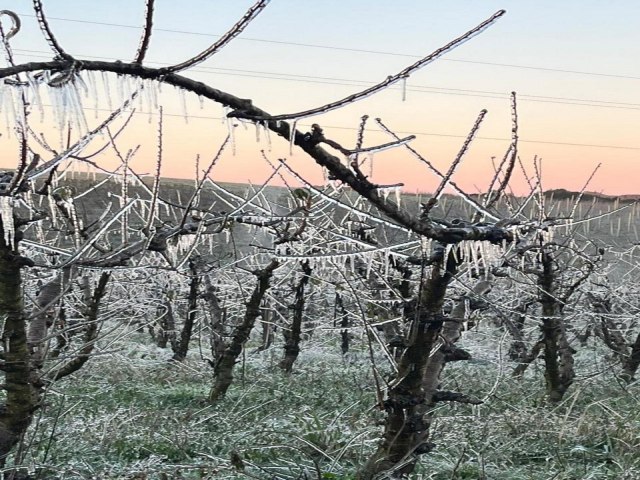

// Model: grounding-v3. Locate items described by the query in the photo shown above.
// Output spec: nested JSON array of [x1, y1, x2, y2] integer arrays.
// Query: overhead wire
[[11, 49, 640, 112], [12, 12, 640, 81], [4, 13, 639, 152]]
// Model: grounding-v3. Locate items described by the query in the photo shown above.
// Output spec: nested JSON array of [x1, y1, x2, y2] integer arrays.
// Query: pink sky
[[0, 1, 638, 195]]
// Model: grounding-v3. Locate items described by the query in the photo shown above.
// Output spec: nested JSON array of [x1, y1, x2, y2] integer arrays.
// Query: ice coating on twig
[[235, 10, 505, 122]]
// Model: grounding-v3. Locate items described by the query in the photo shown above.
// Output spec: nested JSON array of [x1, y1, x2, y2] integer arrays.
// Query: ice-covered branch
[[375, 118, 499, 221], [133, 0, 155, 64], [230, 9, 506, 121], [32, 0, 71, 60], [27, 94, 138, 180], [159, 0, 270, 74], [485, 91, 518, 208], [0, 10, 20, 40], [424, 109, 487, 216]]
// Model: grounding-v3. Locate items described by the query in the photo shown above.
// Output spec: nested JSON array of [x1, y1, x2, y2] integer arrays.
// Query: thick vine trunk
[[203, 281, 226, 365], [504, 301, 531, 362], [622, 332, 640, 381], [50, 304, 69, 358], [334, 292, 350, 355], [512, 340, 544, 378], [28, 267, 73, 368], [209, 260, 279, 402], [154, 300, 176, 349], [172, 262, 200, 362], [256, 302, 274, 352], [590, 296, 640, 383], [358, 251, 456, 479], [48, 272, 110, 381], [0, 238, 37, 463], [539, 252, 574, 402], [279, 261, 311, 373]]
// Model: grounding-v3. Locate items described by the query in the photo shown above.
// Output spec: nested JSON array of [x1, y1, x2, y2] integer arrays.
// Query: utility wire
[[22, 102, 640, 151], [13, 12, 640, 82], [12, 49, 640, 112]]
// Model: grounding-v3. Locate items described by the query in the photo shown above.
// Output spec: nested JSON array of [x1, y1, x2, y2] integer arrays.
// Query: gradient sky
[[1, 1, 638, 195]]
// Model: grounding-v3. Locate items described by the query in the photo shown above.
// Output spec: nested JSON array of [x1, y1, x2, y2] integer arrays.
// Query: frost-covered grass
[[8, 329, 640, 479]]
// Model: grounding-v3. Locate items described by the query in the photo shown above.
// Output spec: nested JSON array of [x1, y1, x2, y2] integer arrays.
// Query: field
[[15, 325, 640, 479], [1, 3, 638, 479]]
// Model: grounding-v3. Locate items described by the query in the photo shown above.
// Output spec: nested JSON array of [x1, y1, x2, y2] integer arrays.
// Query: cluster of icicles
[[273, 237, 509, 281]]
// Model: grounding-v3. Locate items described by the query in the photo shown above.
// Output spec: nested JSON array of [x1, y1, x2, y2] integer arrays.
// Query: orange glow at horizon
[[0, 1, 637, 196]]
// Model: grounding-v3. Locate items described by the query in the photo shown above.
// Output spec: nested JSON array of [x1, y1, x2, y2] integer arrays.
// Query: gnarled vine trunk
[[48, 272, 110, 381], [539, 251, 575, 402], [358, 248, 456, 479], [209, 260, 279, 402], [279, 260, 311, 373], [590, 295, 640, 382], [0, 229, 36, 463], [358, 249, 490, 479], [172, 261, 200, 362]]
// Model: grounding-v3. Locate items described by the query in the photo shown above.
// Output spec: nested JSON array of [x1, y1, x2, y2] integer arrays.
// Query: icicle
[[470, 241, 480, 275], [68, 201, 82, 249], [263, 120, 272, 150], [3, 86, 14, 134], [444, 244, 453, 261], [148, 78, 159, 110], [401, 76, 407, 102], [0, 196, 15, 249], [101, 71, 113, 111], [47, 191, 58, 227], [116, 73, 125, 106], [86, 70, 99, 119], [289, 120, 297, 155], [69, 82, 89, 133], [255, 122, 261, 143], [179, 87, 189, 124], [394, 186, 402, 206], [26, 73, 45, 122], [224, 112, 236, 156]]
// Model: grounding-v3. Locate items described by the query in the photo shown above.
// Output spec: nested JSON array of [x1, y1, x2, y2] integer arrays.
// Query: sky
[[0, 0, 638, 195]]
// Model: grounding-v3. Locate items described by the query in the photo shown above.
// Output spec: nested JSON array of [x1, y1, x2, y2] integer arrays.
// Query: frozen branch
[[133, 0, 155, 64], [230, 9, 506, 121], [32, 0, 71, 60], [159, 0, 271, 74]]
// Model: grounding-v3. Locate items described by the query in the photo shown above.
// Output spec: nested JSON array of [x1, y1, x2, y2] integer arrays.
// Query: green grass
[[7, 331, 640, 479]]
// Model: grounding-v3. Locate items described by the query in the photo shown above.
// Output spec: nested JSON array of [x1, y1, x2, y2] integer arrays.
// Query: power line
[[22, 102, 640, 151], [14, 12, 640, 82], [12, 49, 640, 112]]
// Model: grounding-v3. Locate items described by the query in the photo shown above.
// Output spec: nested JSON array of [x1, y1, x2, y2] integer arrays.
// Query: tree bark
[[256, 301, 274, 352], [622, 332, 640, 382], [279, 261, 311, 373], [28, 267, 73, 368], [334, 292, 350, 355], [539, 251, 574, 403], [0, 231, 36, 463], [209, 260, 279, 402], [154, 299, 176, 349], [358, 249, 457, 479], [172, 261, 200, 362], [48, 272, 110, 381], [203, 280, 227, 366], [590, 295, 640, 383]]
